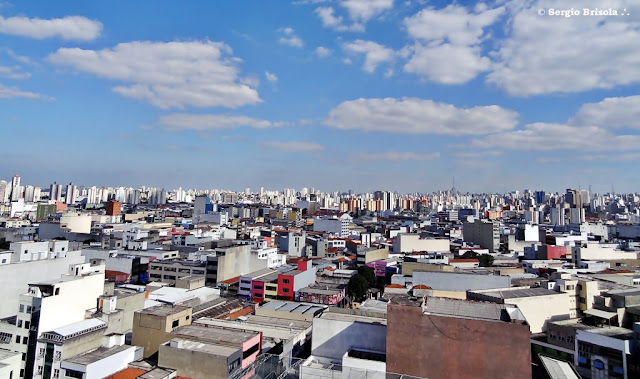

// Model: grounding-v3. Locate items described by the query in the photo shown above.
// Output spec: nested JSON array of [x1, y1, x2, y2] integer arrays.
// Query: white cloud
[[0, 84, 53, 100], [159, 113, 281, 131], [278, 27, 304, 48], [48, 41, 261, 109], [1, 48, 35, 65], [569, 95, 640, 129], [352, 151, 440, 161], [0, 65, 30, 79], [487, 0, 640, 95], [341, 0, 394, 24], [403, 4, 503, 84], [265, 71, 278, 82], [315, 0, 393, 31], [469, 123, 640, 151], [325, 97, 519, 135], [262, 141, 324, 152], [314, 46, 331, 58], [0, 15, 102, 41], [342, 39, 395, 73]]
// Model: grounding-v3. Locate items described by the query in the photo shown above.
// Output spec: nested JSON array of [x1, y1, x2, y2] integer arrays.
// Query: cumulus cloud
[[0, 84, 53, 100], [487, 0, 640, 95], [569, 95, 640, 129], [278, 27, 304, 48], [315, 0, 394, 31], [470, 123, 640, 151], [314, 46, 331, 58], [265, 71, 278, 82], [403, 4, 504, 84], [262, 141, 324, 152], [470, 93, 640, 153], [325, 97, 518, 135], [342, 39, 395, 73], [352, 151, 440, 161], [0, 15, 102, 41], [0, 65, 30, 79], [159, 113, 281, 131], [48, 41, 261, 109]]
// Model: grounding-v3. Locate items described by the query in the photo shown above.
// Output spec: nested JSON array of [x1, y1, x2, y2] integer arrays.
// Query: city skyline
[[0, 172, 635, 197], [1, 0, 640, 192]]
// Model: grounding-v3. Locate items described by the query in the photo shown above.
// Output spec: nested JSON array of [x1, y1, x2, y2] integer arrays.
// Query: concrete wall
[[115, 292, 146, 333], [412, 271, 510, 292], [386, 302, 531, 379], [38, 270, 105, 334], [393, 234, 449, 254], [311, 317, 387, 361], [131, 307, 192, 358], [158, 341, 240, 379], [402, 262, 454, 275], [0, 250, 85, 318]]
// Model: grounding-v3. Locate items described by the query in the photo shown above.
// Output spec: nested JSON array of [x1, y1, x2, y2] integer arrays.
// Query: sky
[[1, 0, 639, 194]]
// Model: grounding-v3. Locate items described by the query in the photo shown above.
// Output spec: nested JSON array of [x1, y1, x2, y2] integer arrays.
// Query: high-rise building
[[65, 183, 77, 204], [106, 200, 122, 216], [49, 182, 63, 202], [11, 174, 20, 189], [0, 180, 9, 203]]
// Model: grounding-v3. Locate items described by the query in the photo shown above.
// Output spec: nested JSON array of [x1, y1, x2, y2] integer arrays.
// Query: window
[[186, 315, 190, 320], [172, 320, 179, 328], [15, 335, 20, 344], [20, 369, 24, 378], [53, 369, 59, 378], [24, 321, 29, 329], [19, 305, 24, 313], [55, 288, 60, 295], [65, 370, 84, 379], [21, 353, 25, 361], [1, 259, 5, 264], [17, 320, 22, 328], [37, 366, 43, 375], [282, 279, 290, 284], [22, 337, 28, 345], [283, 288, 290, 293]]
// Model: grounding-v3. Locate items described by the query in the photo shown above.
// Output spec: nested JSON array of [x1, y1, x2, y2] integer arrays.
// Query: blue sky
[[1, 0, 639, 193]]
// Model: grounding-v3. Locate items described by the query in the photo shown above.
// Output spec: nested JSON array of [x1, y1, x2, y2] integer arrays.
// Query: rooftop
[[473, 287, 562, 299], [137, 304, 190, 317], [423, 297, 507, 321], [65, 345, 134, 366], [320, 310, 387, 325], [166, 338, 240, 357], [172, 325, 257, 345]]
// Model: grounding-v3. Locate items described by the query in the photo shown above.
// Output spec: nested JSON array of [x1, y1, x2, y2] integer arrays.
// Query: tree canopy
[[348, 274, 369, 302]]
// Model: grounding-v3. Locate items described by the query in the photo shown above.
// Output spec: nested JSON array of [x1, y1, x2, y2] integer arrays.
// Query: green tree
[[357, 266, 376, 286], [460, 250, 494, 267], [348, 274, 369, 302], [478, 254, 494, 267]]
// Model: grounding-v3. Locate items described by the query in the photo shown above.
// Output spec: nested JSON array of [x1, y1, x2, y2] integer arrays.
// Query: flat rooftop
[[259, 300, 326, 315], [166, 338, 240, 357], [64, 345, 133, 365], [473, 287, 562, 299], [319, 310, 387, 325], [137, 304, 190, 317], [172, 325, 257, 345], [423, 297, 506, 321], [581, 326, 635, 340]]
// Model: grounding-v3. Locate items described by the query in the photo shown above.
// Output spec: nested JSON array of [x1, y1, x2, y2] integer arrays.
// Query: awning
[[584, 308, 618, 319]]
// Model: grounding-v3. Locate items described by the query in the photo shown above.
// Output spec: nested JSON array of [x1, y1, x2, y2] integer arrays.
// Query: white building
[[0, 260, 105, 378], [393, 234, 450, 254], [313, 214, 352, 238]]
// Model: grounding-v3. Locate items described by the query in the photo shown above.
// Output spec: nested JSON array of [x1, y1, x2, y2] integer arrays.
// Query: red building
[[277, 260, 315, 301], [106, 200, 122, 216]]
